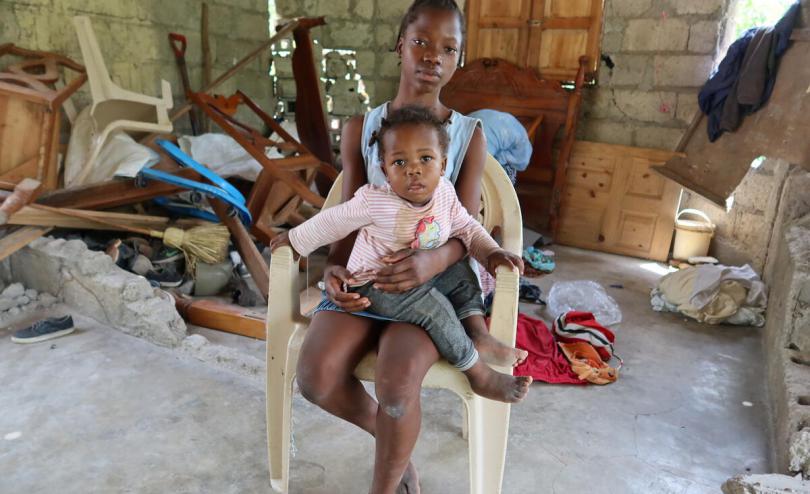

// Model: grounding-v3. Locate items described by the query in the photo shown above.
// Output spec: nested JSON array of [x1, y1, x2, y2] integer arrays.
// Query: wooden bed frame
[[440, 56, 588, 235]]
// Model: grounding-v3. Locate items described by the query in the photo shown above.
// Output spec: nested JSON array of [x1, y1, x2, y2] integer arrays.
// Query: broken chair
[[0, 44, 86, 190], [67, 16, 174, 187], [189, 90, 337, 245], [266, 153, 522, 494]]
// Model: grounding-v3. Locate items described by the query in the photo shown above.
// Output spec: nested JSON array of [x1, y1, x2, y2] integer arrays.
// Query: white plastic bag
[[548, 280, 622, 326], [65, 107, 160, 186]]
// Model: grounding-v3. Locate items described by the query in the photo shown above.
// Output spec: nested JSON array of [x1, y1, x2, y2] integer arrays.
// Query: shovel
[[168, 33, 200, 135]]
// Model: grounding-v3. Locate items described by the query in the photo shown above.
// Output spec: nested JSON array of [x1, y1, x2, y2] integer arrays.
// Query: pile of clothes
[[650, 264, 768, 326], [515, 310, 620, 386]]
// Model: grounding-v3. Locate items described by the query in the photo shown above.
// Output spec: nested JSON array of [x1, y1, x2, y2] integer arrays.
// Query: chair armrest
[[489, 264, 519, 348], [267, 246, 303, 343]]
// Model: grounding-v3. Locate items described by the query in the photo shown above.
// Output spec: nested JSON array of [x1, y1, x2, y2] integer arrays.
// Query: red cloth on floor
[[514, 313, 585, 385]]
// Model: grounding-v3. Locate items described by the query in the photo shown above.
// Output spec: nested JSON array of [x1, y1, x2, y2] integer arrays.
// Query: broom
[[32, 204, 230, 273]]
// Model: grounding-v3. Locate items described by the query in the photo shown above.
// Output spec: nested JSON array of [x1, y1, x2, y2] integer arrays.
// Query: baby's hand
[[269, 231, 298, 256], [487, 249, 524, 276]]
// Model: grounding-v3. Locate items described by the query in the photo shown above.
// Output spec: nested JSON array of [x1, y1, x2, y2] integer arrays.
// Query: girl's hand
[[323, 265, 370, 312], [487, 249, 524, 276], [374, 248, 445, 293]]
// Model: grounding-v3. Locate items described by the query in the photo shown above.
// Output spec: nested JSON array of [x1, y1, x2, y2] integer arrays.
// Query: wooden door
[[526, 0, 604, 80], [464, 0, 604, 80], [465, 0, 533, 66], [556, 141, 682, 261]]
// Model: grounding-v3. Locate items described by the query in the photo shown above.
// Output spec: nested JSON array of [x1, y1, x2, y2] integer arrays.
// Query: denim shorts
[[314, 261, 484, 370]]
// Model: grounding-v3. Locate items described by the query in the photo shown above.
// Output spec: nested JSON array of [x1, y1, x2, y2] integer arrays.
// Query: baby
[[271, 105, 532, 403]]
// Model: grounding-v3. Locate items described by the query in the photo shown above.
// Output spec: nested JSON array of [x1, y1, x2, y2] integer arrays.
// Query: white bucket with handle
[[673, 209, 715, 260]]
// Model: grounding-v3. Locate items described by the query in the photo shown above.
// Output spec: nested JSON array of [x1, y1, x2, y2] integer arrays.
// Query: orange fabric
[[558, 341, 618, 385]]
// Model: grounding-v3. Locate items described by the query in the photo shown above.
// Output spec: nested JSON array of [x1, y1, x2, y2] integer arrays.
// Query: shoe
[[229, 250, 251, 279], [106, 239, 136, 269], [12, 315, 75, 344], [152, 246, 183, 266], [130, 254, 154, 276], [145, 266, 183, 288]]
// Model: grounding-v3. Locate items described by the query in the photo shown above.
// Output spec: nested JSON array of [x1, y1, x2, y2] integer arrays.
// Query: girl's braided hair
[[370, 105, 450, 163]]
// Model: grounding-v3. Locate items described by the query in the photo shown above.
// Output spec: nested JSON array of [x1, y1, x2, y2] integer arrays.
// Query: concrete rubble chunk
[[722, 473, 810, 493], [13, 296, 30, 307], [790, 430, 810, 477], [1, 236, 186, 347], [24, 289, 37, 299], [37, 293, 57, 307], [1, 283, 25, 299], [0, 299, 15, 311]]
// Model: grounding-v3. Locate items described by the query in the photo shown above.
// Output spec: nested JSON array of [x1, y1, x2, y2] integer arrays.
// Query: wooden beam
[[0, 226, 51, 261], [38, 168, 201, 209], [174, 295, 266, 340], [0, 178, 42, 224], [8, 205, 204, 231], [210, 199, 269, 301]]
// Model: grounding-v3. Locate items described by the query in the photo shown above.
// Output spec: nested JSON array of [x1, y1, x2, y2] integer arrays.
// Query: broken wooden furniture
[[556, 141, 683, 262], [142, 20, 299, 146], [0, 44, 86, 191], [38, 167, 202, 210], [189, 90, 337, 245], [464, 0, 604, 81], [441, 56, 588, 235], [68, 16, 174, 187], [652, 31, 810, 205], [266, 154, 521, 494], [0, 178, 50, 261], [174, 295, 266, 340], [7, 205, 204, 232], [286, 17, 337, 195]]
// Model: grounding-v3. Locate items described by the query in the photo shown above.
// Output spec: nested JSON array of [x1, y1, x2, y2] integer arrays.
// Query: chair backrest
[[323, 154, 523, 255], [72, 16, 113, 103]]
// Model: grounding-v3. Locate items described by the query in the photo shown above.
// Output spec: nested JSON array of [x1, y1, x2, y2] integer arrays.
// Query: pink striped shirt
[[288, 178, 500, 284]]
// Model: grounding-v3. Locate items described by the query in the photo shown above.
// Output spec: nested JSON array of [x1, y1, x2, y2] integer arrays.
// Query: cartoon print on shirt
[[411, 216, 442, 249]]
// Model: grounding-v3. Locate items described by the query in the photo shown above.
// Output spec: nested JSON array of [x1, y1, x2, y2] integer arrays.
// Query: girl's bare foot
[[472, 331, 528, 368], [464, 361, 532, 403], [396, 462, 420, 494]]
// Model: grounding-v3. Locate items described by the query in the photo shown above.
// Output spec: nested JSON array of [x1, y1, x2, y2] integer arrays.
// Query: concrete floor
[[0, 243, 770, 493]]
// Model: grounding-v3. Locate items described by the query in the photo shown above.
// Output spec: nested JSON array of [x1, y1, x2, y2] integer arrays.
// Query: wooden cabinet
[[464, 0, 605, 81], [557, 142, 683, 261]]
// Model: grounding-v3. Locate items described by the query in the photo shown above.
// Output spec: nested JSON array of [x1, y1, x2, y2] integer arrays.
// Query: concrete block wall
[[273, 0, 466, 115], [580, 0, 729, 149], [760, 167, 810, 475], [682, 158, 791, 274], [0, 0, 273, 134]]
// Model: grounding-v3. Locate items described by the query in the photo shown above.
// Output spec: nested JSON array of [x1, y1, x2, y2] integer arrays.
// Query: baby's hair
[[370, 105, 450, 163], [394, 0, 465, 51]]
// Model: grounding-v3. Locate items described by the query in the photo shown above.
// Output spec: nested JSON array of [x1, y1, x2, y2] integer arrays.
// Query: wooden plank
[[8, 205, 204, 231], [210, 199, 269, 301], [652, 43, 810, 205], [175, 295, 266, 340], [0, 226, 51, 261], [0, 178, 42, 224], [38, 167, 201, 209]]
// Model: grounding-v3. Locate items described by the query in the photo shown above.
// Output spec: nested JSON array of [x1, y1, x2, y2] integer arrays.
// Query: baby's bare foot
[[464, 361, 533, 403], [473, 332, 528, 368], [396, 462, 420, 494]]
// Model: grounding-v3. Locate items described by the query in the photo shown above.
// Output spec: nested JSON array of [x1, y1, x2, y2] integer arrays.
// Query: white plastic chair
[[66, 16, 173, 186], [266, 154, 523, 494]]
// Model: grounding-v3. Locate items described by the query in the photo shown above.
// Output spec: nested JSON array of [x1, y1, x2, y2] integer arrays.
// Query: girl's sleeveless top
[[361, 102, 481, 186]]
